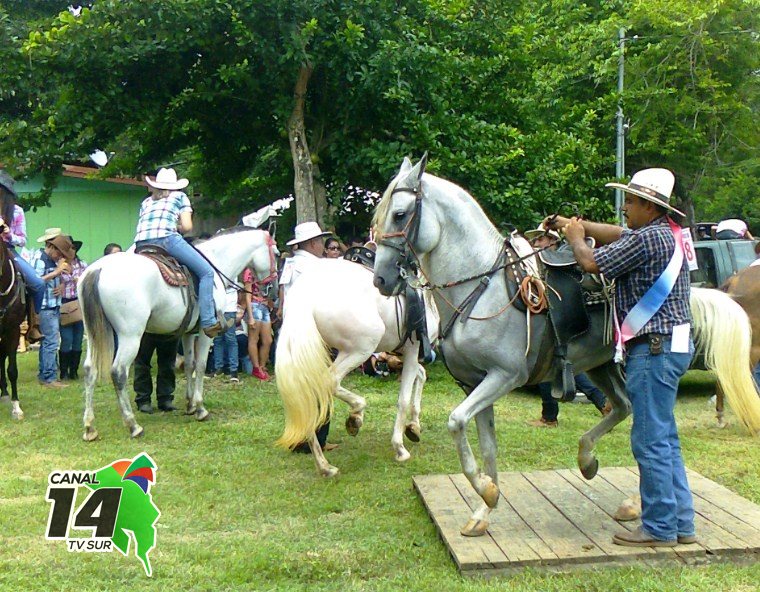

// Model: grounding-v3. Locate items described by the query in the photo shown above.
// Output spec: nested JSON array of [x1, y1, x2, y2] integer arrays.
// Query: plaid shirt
[[30, 249, 62, 309], [1, 205, 27, 248], [60, 258, 88, 300], [134, 191, 192, 242], [594, 216, 691, 337]]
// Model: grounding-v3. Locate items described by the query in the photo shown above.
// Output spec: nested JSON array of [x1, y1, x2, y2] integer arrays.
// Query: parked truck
[[691, 238, 758, 288]]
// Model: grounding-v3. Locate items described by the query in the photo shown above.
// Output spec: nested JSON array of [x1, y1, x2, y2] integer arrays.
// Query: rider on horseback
[[134, 168, 223, 338]]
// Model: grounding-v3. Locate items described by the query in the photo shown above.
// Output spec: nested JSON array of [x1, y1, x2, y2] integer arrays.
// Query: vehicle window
[[728, 241, 757, 271], [691, 247, 718, 288]]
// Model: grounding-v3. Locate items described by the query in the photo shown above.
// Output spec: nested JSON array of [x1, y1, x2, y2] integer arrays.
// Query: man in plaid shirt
[[546, 168, 696, 549]]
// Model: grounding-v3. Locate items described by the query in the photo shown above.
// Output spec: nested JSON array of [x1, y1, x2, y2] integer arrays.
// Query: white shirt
[[223, 287, 238, 313], [279, 249, 320, 297]]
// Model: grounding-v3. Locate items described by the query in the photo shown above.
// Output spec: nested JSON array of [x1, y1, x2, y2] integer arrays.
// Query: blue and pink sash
[[613, 217, 685, 362]]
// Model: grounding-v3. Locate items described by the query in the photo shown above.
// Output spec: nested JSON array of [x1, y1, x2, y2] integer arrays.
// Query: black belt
[[628, 332, 669, 349]]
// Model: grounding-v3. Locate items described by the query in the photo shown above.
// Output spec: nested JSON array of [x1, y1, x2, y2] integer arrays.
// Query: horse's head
[[373, 154, 441, 296], [250, 231, 280, 298]]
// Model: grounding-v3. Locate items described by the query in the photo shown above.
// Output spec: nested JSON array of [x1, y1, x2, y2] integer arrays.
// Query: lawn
[[0, 351, 757, 591]]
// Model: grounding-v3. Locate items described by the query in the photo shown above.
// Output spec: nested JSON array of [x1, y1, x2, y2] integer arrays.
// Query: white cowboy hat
[[145, 167, 189, 190], [605, 168, 685, 217], [286, 221, 332, 246], [36, 227, 63, 243], [525, 224, 560, 242]]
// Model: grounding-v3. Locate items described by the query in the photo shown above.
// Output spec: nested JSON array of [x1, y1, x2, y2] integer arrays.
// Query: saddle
[[343, 246, 376, 271], [135, 244, 191, 287]]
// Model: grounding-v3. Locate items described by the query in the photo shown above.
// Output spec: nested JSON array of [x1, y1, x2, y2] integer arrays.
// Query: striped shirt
[[1, 205, 27, 248], [134, 191, 192, 242], [593, 216, 691, 337], [60, 258, 88, 300], [30, 249, 62, 309]]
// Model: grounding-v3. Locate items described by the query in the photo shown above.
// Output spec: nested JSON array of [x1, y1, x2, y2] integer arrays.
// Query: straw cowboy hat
[[286, 221, 332, 246], [47, 235, 76, 260], [605, 168, 685, 217], [145, 167, 189, 191], [0, 170, 17, 198], [525, 224, 560, 242], [37, 227, 63, 243]]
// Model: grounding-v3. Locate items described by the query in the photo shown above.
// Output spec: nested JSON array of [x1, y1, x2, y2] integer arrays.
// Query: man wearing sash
[[546, 168, 695, 548]]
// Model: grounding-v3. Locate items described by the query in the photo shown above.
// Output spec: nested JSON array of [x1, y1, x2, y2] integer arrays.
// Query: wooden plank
[[524, 469, 655, 561], [614, 467, 747, 555], [449, 473, 551, 565], [495, 471, 608, 562], [413, 475, 506, 570], [684, 468, 760, 531], [689, 494, 760, 549]]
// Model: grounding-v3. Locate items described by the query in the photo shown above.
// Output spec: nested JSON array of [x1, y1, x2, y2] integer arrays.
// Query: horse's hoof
[[82, 428, 99, 442], [716, 420, 728, 429], [482, 479, 500, 508], [195, 408, 210, 422], [320, 465, 340, 478], [186, 407, 196, 416], [580, 457, 599, 480], [130, 425, 145, 439], [614, 495, 642, 521], [404, 423, 421, 442], [0, 395, 9, 403], [461, 519, 489, 537], [345, 414, 363, 436], [395, 448, 411, 462], [11, 410, 24, 421]]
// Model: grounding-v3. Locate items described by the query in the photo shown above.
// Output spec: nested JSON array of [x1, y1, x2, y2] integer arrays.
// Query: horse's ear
[[398, 156, 413, 177], [407, 152, 428, 184]]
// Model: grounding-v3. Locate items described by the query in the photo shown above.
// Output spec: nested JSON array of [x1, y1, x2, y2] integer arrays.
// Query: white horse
[[373, 156, 760, 536], [78, 227, 279, 441], [275, 257, 439, 476]]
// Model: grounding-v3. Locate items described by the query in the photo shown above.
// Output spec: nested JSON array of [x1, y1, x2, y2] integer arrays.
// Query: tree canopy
[[0, 0, 756, 234]]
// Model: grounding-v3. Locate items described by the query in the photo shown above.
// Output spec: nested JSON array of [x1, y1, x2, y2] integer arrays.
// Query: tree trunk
[[288, 63, 322, 225]]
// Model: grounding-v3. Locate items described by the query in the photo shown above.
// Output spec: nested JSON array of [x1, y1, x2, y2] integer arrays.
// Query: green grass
[[0, 352, 758, 591]]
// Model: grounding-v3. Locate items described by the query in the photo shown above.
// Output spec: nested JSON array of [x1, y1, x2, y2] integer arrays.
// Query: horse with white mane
[[275, 257, 438, 476], [372, 156, 760, 537], [78, 227, 279, 441]]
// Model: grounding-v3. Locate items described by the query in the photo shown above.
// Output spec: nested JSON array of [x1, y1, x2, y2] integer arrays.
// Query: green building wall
[[16, 175, 146, 264]]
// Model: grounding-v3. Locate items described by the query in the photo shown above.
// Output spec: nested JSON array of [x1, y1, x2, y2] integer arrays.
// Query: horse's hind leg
[[7, 350, 22, 420], [82, 346, 99, 440], [715, 385, 727, 428], [0, 352, 8, 401], [578, 361, 631, 479], [111, 337, 144, 438], [308, 432, 339, 478], [331, 351, 369, 436]]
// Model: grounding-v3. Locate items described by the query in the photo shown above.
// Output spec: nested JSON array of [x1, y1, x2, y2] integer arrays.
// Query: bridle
[[377, 181, 425, 285]]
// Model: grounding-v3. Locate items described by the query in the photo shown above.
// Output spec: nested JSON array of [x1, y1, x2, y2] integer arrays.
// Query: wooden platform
[[413, 467, 760, 576]]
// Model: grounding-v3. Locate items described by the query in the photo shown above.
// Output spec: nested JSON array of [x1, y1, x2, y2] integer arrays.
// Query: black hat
[[68, 235, 83, 252]]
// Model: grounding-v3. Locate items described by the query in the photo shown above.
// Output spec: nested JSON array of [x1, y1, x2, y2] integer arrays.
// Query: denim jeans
[[625, 338, 695, 541], [13, 249, 45, 312], [60, 320, 84, 353], [38, 307, 60, 383], [213, 312, 238, 373], [753, 363, 760, 390], [136, 233, 217, 328], [237, 333, 253, 374]]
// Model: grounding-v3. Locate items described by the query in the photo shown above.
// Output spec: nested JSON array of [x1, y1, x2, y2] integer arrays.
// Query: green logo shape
[[85, 453, 160, 576]]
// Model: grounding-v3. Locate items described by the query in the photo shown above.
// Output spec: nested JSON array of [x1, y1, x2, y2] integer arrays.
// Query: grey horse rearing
[[372, 156, 631, 537]]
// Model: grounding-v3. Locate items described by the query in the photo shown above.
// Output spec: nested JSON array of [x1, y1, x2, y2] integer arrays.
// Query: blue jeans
[[237, 333, 253, 375], [753, 363, 760, 390], [12, 249, 45, 312], [625, 338, 695, 541], [213, 312, 238, 373], [38, 308, 60, 383], [136, 234, 217, 328]]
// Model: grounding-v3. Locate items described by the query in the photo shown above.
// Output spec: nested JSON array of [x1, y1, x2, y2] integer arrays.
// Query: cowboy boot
[[26, 305, 44, 344], [70, 350, 81, 379], [59, 351, 70, 380]]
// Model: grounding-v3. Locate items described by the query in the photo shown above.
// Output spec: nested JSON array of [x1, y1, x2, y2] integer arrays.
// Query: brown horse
[[720, 265, 760, 428], [0, 239, 26, 420]]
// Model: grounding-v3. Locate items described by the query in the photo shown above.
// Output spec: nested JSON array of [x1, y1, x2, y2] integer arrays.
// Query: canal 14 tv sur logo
[[44, 454, 160, 576]]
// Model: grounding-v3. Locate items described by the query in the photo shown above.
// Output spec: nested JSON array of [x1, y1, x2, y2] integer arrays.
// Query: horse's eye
[[393, 211, 406, 222]]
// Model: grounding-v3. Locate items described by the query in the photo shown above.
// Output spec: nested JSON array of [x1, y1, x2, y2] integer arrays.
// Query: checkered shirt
[[593, 216, 691, 337], [60, 258, 88, 300], [134, 191, 192, 242], [30, 249, 62, 309]]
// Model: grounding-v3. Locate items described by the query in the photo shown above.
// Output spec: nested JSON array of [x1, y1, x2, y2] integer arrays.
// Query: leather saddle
[[135, 244, 191, 287]]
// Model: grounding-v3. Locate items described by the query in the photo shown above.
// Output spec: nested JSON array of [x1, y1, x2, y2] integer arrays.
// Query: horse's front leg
[[182, 334, 196, 414], [7, 351, 22, 420], [406, 363, 427, 442], [578, 361, 631, 479], [0, 352, 8, 401], [461, 405, 498, 537], [447, 371, 515, 535], [191, 334, 212, 421], [391, 353, 420, 462]]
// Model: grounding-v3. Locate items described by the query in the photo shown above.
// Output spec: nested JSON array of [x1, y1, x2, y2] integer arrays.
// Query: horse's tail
[[79, 268, 114, 381], [691, 288, 760, 435], [275, 285, 335, 450]]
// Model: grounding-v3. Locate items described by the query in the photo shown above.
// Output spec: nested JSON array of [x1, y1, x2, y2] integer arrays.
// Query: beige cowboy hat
[[525, 224, 560, 242], [46, 234, 76, 260], [286, 221, 332, 246], [605, 168, 685, 217], [36, 227, 63, 243], [145, 167, 189, 191]]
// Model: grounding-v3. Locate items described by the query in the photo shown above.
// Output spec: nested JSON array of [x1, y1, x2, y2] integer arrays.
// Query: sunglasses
[[326, 246, 341, 251]]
